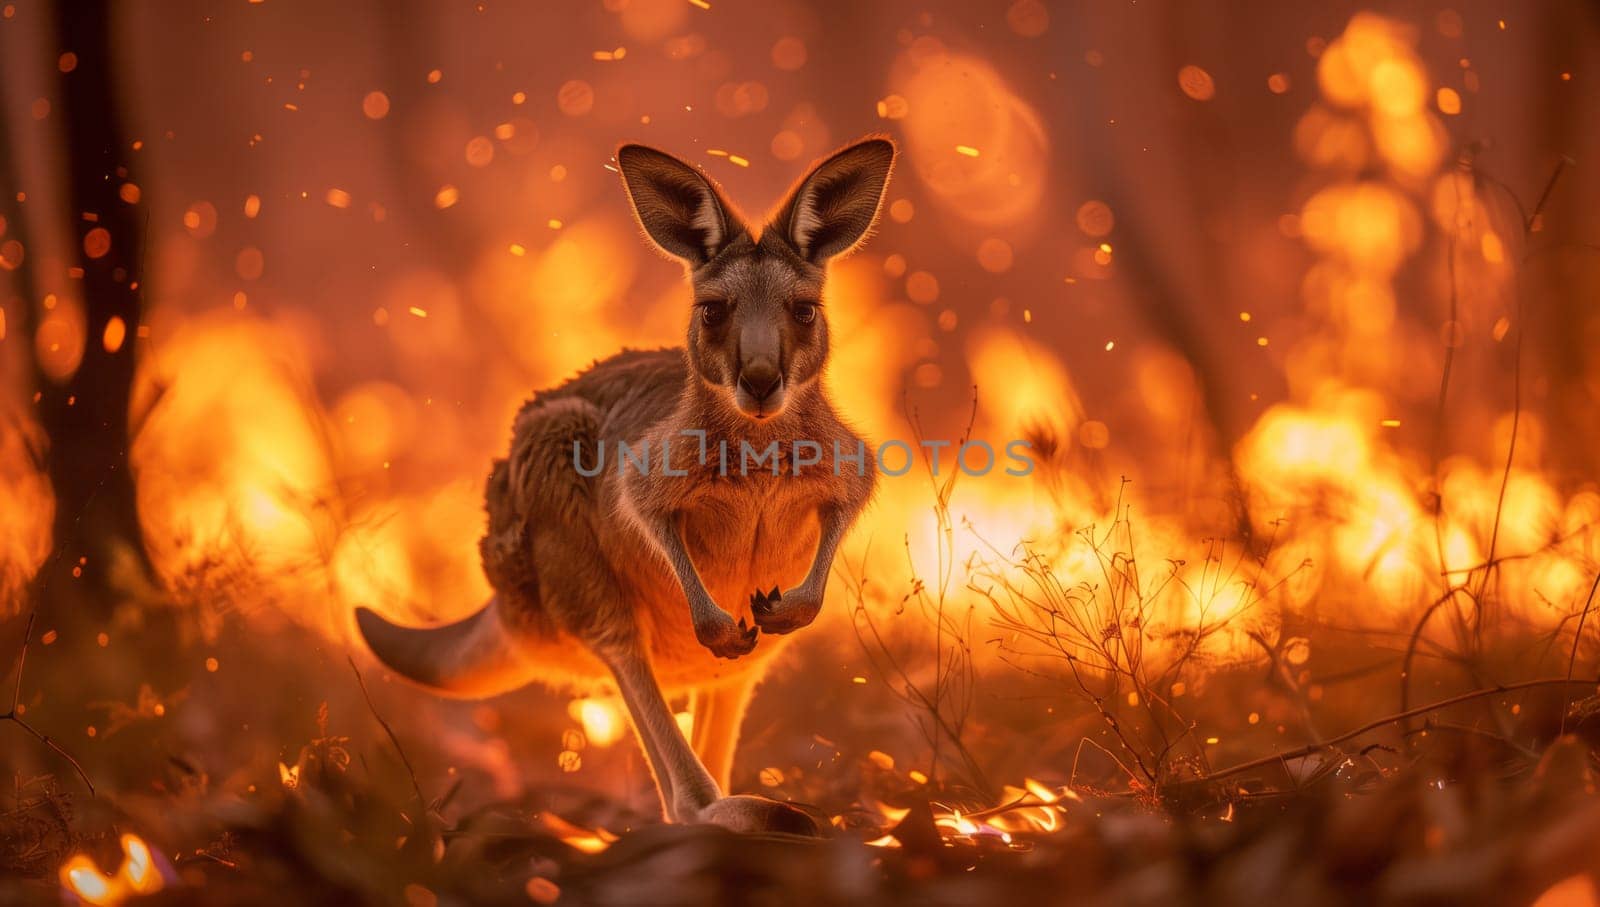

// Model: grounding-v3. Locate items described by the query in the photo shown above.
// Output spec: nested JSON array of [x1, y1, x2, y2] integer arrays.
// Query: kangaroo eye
[[792, 301, 819, 325], [698, 300, 730, 327]]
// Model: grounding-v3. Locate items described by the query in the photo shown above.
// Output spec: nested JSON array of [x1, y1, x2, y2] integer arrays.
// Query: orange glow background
[[3, 0, 1600, 825]]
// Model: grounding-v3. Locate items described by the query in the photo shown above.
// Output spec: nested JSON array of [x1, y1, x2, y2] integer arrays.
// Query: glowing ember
[[101, 316, 127, 353], [362, 90, 391, 119], [1178, 64, 1216, 100], [539, 813, 619, 854]]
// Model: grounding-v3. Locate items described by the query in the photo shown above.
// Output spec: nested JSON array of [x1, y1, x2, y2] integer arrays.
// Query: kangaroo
[[356, 137, 894, 833]]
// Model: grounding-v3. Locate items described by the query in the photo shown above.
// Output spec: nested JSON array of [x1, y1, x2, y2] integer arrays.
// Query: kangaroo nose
[[738, 364, 781, 402]]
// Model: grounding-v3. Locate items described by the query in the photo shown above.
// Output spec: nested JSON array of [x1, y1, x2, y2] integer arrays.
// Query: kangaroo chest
[[608, 468, 824, 682], [677, 474, 822, 604]]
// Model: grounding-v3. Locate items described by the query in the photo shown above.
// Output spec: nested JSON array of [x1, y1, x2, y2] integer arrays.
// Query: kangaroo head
[[617, 138, 895, 421]]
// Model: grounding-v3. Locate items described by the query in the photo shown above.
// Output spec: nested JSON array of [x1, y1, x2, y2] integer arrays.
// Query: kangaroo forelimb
[[646, 513, 759, 659], [751, 502, 855, 635]]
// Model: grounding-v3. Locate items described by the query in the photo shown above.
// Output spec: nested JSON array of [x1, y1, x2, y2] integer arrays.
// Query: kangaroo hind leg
[[601, 646, 719, 822], [688, 679, 754, 794], [601, 647, 817, 834]]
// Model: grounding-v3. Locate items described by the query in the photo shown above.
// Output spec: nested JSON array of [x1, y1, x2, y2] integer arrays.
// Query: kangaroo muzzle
[[734, 359, 785, 419]]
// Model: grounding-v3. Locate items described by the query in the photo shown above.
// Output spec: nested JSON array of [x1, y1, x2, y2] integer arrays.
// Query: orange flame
[[0, 410, 52, 615], [60, 834, 166, 905]]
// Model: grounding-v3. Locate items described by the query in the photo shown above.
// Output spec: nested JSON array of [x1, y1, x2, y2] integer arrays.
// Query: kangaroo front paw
[[694, 609, 759, 659], [750, 586, 821, 635]]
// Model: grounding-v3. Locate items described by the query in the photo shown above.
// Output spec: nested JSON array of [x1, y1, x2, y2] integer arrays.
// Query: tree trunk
[[29, 0, 151, 605]]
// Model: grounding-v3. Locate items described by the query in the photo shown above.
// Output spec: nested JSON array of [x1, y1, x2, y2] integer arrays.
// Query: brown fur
[[357, 137, 896, 832]]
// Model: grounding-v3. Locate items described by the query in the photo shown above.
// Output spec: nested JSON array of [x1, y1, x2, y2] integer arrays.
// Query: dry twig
[[1206, 677, 1597, 784], [347, 655, 428, 819], [2, 612, 95, 796]]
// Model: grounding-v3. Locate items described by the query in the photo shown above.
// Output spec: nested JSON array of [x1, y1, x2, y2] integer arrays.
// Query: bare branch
[[2, 611, 96, 796], [1206, 678, 1597, 784]]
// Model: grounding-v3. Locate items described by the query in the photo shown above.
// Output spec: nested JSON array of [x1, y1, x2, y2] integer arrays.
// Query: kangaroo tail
[[355, 598, 534, 698]]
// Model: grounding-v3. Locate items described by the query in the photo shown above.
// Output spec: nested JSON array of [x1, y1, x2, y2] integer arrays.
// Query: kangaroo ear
[[772, 138, 896, 263], [616, 144, 741, 266]]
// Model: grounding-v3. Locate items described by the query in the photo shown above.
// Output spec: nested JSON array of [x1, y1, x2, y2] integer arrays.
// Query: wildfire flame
[[0, 410, 52, 615], [59, 834, 166, 905]]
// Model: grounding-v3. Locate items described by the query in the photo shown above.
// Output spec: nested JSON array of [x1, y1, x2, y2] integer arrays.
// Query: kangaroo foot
[[693, 608, 759, 659], [750, 586, 821, 635], [696, 795, 821, 836]]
